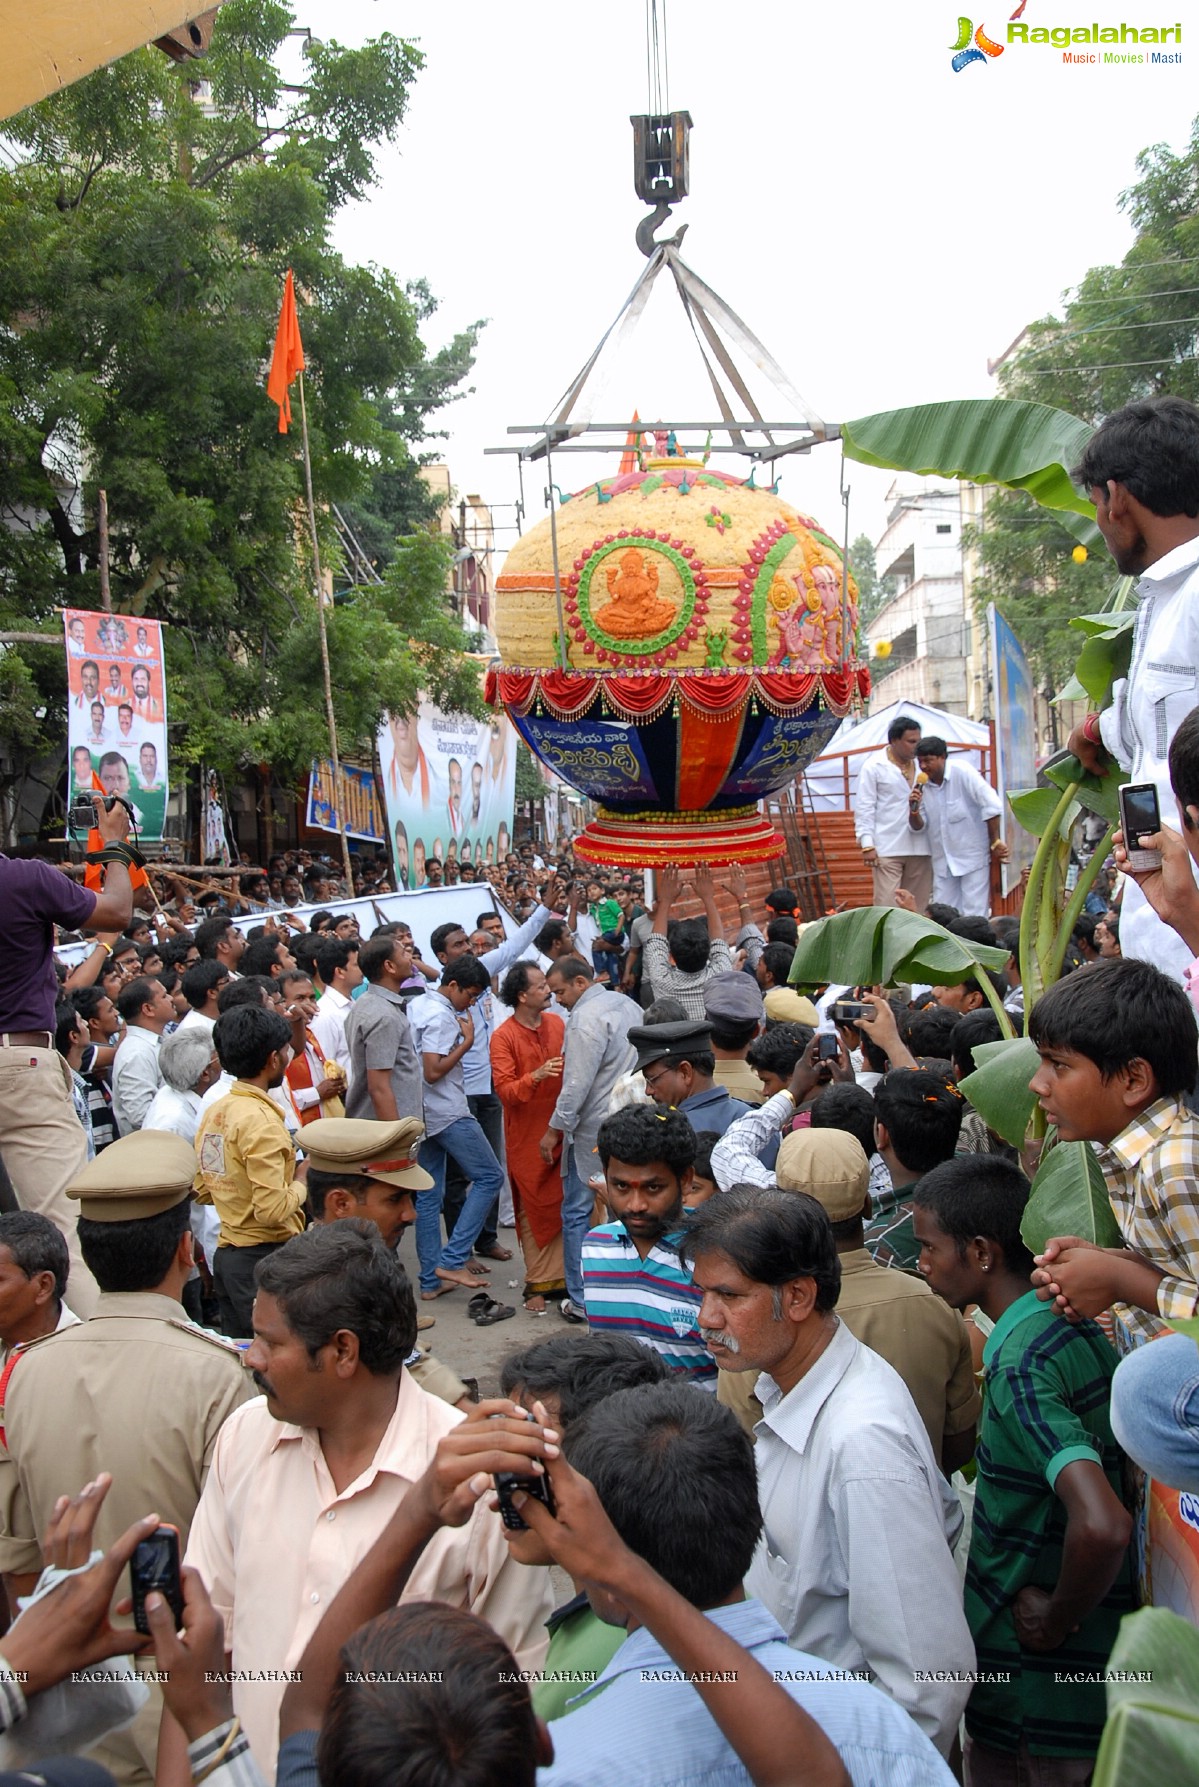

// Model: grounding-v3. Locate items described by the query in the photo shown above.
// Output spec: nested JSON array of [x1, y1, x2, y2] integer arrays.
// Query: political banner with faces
[[64, 609, 169, 841], [377, 701, 516, 889]]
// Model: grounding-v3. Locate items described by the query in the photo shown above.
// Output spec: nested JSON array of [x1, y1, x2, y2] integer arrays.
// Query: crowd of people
[[0, 393, 1197, 1785]]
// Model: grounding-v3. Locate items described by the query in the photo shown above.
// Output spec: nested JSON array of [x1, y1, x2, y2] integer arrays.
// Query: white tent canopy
[[803, 700, 991, 814]]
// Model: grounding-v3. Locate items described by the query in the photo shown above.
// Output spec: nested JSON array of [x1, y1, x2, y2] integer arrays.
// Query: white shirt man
[[145, 1076, 221, 1268], [853, 720, 932, 911], [142, 1082, 204, 1142], [110, 985, 174, 1134], [684, 1191, 972, 1762], [747, 1320, 971, 1756], [1098, 533, 1199, 981], [310, 944, 361, 1082], [912, 741, 1004, 915]]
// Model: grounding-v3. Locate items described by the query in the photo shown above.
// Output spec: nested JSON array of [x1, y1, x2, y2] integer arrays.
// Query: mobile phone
[[494, 1470, 555, 1532], [817, 1031, 839, 1060], [830, 999, 870, 1025], [130, 1523, 183, 1635], [1118, 782, 1162, 872]]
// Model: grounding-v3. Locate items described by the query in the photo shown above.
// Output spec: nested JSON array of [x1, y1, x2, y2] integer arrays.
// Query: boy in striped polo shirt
[[582, 1105, 716, 1387]]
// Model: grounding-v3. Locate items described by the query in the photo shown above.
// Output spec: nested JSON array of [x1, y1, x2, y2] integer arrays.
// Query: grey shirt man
[[343, 984, 422, 1123], [550, 982, 637, 1176]]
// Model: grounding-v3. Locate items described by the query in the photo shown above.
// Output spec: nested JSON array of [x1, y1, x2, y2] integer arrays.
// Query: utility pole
[[97, 489, 112, 611], [297, 372, 355, 891]]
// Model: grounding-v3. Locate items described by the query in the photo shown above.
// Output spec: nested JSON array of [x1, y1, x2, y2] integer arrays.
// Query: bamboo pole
[[296, 370, 354, 892]]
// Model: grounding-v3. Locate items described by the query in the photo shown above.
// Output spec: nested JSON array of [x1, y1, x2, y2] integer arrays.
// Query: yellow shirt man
[[194, 1081, 305, 1247]]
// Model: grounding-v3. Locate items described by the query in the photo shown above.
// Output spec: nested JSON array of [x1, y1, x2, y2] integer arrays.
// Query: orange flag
[[619, 409, 642, 476], [266, 269, 305, 434], [83, 774, 150, 896]]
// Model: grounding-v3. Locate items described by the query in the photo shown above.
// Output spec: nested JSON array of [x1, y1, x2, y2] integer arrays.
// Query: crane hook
[[635, 203, 689, 259]]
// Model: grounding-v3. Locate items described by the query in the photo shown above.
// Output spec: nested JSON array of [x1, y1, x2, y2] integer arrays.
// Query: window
[[935, 523, 952, 534]]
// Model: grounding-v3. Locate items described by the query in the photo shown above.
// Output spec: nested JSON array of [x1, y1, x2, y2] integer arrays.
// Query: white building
[[865, 477, 977, 716]]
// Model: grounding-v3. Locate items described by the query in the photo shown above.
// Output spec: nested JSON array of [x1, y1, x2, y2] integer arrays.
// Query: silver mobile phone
[[1118, 782, 1162, 872]]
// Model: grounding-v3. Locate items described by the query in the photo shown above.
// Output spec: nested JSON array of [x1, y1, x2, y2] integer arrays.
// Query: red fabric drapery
[[676, 672, 752, 716], [755, 672, 818, 711], [495, 671, 537, 716], [820, 670, 853, 711], [604, 674, 673, 715], [537, 671, 596, 715], [493, 665, 866, 722]]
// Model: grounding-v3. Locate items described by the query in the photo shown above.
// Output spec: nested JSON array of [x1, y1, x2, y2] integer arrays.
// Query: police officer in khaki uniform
[[302, 1115, 473, 1408], [0, 1128, 254, 1785]]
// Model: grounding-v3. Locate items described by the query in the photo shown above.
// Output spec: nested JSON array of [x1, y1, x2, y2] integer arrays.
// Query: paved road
[[404, 1223, 564, 1398]]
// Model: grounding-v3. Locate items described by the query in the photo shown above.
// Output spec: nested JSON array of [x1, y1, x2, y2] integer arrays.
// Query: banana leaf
[[1056, 584, 1137, 706], [1009, 785, 1080, 839], [840, 399, 1099, 539], [958, 1037, 1040, 1150], [1163, 1314, 1199, 1345], [1093, 1608, 1199, 1787], [1020, 1138, 1122, 1255], [1041, 753, 1128, 827], [788, 906, 1008, 992], [1067, 611, 1137, 706]]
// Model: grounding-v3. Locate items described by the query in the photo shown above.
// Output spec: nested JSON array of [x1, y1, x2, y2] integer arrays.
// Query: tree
[[847, 532, 896, 629], [0, 0, 485, 827], [513, 740, 546, 811], [964, 112, 1199, 683], [961, 494, 1113, 693]]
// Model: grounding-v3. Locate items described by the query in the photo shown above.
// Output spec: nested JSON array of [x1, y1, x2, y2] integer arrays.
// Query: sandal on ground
[[469, 1293, 516, 1326]]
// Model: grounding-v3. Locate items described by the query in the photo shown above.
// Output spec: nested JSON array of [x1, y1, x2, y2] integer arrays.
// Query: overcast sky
[[304, 0, 1199, 558]]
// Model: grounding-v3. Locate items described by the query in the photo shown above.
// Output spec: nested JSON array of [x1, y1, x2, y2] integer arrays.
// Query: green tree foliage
[[0, 0, 485, 817], [965, 114, 1199, 686], [513, 740, 546, 810], [962, 496, 1115, 691], [847, 532, 896, 629]]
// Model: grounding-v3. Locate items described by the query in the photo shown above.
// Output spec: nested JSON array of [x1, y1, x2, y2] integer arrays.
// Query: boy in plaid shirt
[[1028, 957, 1199, 1341]]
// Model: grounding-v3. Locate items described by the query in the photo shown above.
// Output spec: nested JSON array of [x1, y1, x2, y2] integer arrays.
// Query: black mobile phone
[[1118, 782, 1162, 871], [817, 1031, 839, 1059], [130, 1524, 183, 1635], [494, 1470, 555, 1532], [829, 999, 870, 1025]]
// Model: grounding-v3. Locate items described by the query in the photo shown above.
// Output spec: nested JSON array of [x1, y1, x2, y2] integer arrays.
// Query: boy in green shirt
[[912, 1156, 1135, 1783], [498, 1331, 669, 1720], [587, 878, 625, 990]]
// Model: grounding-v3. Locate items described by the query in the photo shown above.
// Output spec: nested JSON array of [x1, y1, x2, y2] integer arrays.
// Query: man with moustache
[[168, 1222, 553, 1780], [72, 659, 101, 715], [582, 1104, 715, 1387], [680, 1185, 973, 1760], [300, 1115, 471, 1407]]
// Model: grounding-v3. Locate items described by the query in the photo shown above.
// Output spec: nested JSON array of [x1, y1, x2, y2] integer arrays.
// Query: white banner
[[53, 883, 517, 973]]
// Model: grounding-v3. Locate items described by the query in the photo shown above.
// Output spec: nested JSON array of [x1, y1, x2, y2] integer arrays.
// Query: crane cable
[[646, 0, 670, 114]]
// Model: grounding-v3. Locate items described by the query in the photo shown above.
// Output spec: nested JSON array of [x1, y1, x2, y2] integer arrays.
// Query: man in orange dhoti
[[490, 961, 566, 1312]]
